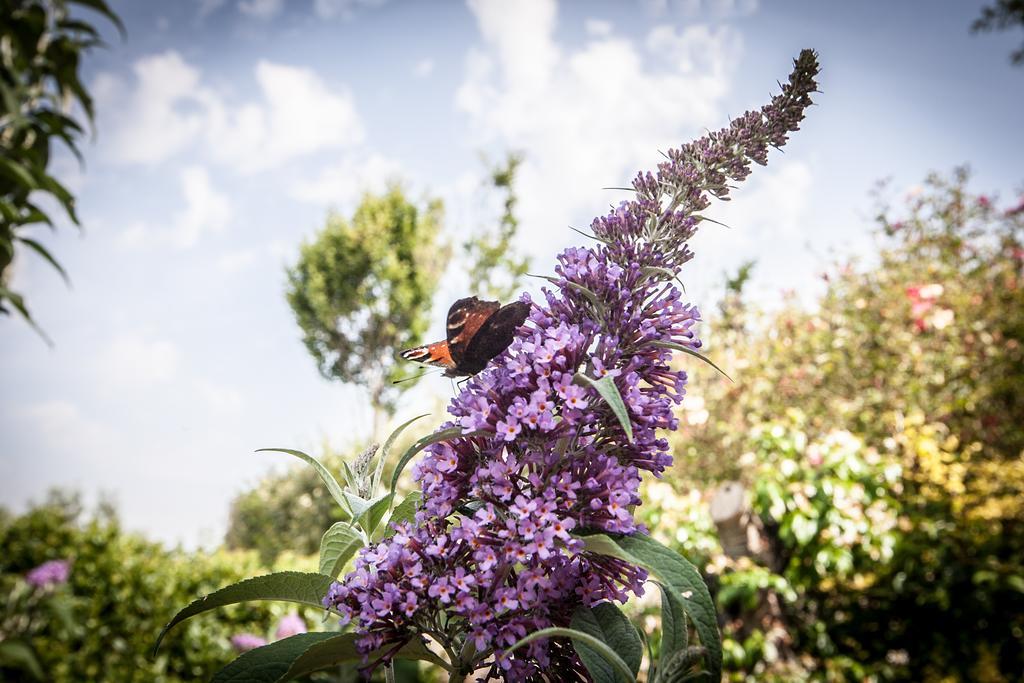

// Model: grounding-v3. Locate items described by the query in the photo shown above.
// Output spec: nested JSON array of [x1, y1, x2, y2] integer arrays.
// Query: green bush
[[659, 168, 1024, 681], [0, 492, 323, 682]]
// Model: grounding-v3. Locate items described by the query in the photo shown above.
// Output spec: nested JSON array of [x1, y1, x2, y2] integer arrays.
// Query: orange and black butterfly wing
[[445, 297, 500, 368], [459, 301, 530, 375], [400, 340, 455, 370]]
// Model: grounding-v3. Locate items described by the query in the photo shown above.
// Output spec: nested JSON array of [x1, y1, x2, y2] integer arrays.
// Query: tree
[[973, 0, 1024, 65], [0, 0, 123, 338], [286, 186, 450, 437], [463, 152, 530, 301]]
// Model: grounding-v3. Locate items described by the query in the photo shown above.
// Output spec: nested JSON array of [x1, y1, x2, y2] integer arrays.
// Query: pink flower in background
[[978, 195, 992, 209], [230, 633, 267, 652], [25, 559, 70, 588], [1005, 196, 1024, 217], [274, 613, 307, 640], [906, 283, 944, 331]]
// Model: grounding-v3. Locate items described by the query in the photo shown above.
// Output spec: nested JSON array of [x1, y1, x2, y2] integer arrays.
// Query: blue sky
[[2, 0, 1021, 548]]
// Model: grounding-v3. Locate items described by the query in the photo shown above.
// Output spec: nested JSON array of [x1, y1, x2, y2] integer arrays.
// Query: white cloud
[[457, 0, 742, 263], [238, 0, 283, 19], [413, 58, 435, 78], [93, 52, 207, 165], [206, 61, 364, 172], [217, 248, 260, 273], [644, 0, 758, 17], [197, 0, 227, 19], [173, 166, 232, 248], [288, 153, 403, 207], [584, 18, 613, 37], [117, 166, 231, 249], [95, 52, 364, 173], [708, 161, 813, 241], [313, 0, 386, 19], [193, 378, 244, 415], [21, 400, 113, 455], [99, 334, 181, 384]]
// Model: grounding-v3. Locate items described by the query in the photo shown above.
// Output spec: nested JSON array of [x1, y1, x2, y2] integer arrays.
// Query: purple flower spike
[[25, 559, 71, 589], [324, 50, 819, 680]]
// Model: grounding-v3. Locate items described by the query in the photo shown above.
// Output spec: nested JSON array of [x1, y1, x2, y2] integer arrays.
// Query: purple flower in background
[[324, 50, 820, 680], [25, 559, 70, 589], [274, 612, 307, 640], [230, 633, 267, 652]]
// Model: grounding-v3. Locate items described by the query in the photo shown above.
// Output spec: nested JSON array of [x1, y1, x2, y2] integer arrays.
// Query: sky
[[2, 0, 1022, 548]]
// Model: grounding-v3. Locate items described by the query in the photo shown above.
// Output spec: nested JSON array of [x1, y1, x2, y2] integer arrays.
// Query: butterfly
[[399, 296, 530, 377]]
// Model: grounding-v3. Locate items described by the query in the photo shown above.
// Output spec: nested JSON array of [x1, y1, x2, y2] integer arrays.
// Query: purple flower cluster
[[324, 50, 819, 680], [25, 559, 70, 589]]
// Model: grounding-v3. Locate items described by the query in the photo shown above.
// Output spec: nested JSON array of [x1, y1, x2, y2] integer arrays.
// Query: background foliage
[[0, 492, 326, 683], [655, 168, 1024, 681], [0, 0, 122, 335]]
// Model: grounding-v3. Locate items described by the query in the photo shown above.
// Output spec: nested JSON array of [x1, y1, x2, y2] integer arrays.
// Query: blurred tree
[[286, 186, 450, 437], [463, 152, 530, 301], [661, 168, 1024, 680], [973, 0, 1024, 65], [0, 0, 123, 338], [224, 451, 346, 565]]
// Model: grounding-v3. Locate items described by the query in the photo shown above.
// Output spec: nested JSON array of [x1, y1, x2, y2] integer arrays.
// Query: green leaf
[[0, 156, 39, 190], [154, 572, 334, 654], [211, 632, 337, 683], [68, 0, 127, 38], [364, 492, 394, 535], [389, 427, 487, 497], [658, 584, 688, 673], [278, 633, 448, 681], [571, 603, 643, 682], [528, 273, 601, 307], [573, 373, 633, 442], [383, 491, 422, 537], [645, 340, 732, 382], [375, 413, 430, 491], [505, 627, 635, 683], [0, 285, 51, 345], [319, 522, 365, 578], [578, 533, 721, 682], [256, 448, 347, 510], [16, 236, 70, 284], [0, 639, 45, 680]]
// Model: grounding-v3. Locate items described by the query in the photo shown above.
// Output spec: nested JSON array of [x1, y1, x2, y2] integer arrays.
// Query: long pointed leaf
[[319, 522, 365, 578], [375, 413, 430, 491], [256, 448, 347, 510], [211, 632, 337, 683], [571, 603, 642, 682], [154, 572, 334, 653], [279, 633, 448, 681], [579, 533, 721, 682], [505, 627, 635, 683], [16, 237, 69, 284], [645, 340, 732, 382], [389, 427, 486, 497], [573, 373, 633, 442]]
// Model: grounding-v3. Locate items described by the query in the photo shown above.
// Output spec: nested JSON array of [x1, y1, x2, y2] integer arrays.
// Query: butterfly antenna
[[392, 369, 441, 385]]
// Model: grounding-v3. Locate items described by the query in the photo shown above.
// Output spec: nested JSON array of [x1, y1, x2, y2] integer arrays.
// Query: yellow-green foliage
[[657, 169, 1024, 681], [0, 494, 321, 683]]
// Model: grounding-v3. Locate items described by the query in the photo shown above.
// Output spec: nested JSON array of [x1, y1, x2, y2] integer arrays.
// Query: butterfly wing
[[446, 296, 500, 367], [459, 301, 530, 375], [400, 340, 455, 370]]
